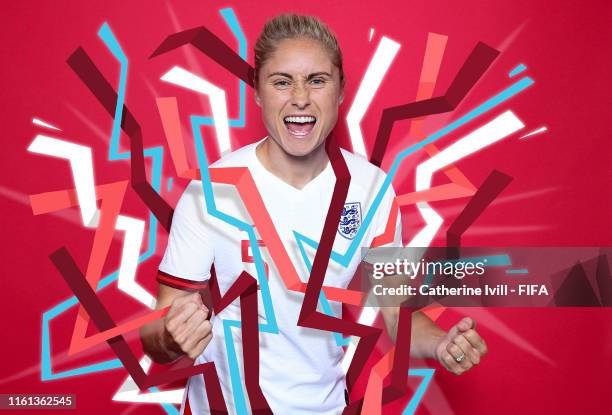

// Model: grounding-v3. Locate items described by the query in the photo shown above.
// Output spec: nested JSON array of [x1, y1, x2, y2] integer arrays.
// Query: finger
[[441, 351, 463, 375], [166, 293, 199, 321], [452, 335, 480, 365], [181, 320, 212, 352], [457, 317, 475, 332], [195, 319, 213, 338], [186, 309, 209, 336], [183, 319, 212, 350], [168, 302, 199, 332], [187, 331, 213, 359], [187, 293, 208, 319], [176, 308, 208, 341], [461, 329, 488, 356], [446, 342, 472, 370]]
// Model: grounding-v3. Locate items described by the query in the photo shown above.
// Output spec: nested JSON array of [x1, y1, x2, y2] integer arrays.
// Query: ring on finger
[[446, 342, 466, 364]]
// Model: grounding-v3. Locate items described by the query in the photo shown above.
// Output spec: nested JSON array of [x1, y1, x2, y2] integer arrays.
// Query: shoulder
[[340, 148, 389, 189], [177, 139, 261, 211], [210, 140, 260, 168]]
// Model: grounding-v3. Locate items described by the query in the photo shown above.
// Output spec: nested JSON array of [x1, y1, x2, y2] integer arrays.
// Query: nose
[[291, 82, 311, 110]]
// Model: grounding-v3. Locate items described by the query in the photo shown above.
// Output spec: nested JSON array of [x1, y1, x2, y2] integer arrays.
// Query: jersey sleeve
[[158, 181, 214, 289]]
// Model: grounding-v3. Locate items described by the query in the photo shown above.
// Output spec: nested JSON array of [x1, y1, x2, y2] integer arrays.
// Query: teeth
[[284, 116, 316, 124]]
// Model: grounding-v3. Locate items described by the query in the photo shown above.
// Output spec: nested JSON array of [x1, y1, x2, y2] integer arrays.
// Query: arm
[[380, 307, 488, 375], [380, 307, 445, 359], [371, 181, 487, 373], [142, 181, 216, 364], [140, 281, 212, 364]]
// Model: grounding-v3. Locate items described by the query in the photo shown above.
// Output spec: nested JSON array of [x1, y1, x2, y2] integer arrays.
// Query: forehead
[[262, 37, 338, 77]]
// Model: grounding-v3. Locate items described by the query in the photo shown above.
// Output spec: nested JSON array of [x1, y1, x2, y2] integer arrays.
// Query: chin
[[280, 139, 318, 158]]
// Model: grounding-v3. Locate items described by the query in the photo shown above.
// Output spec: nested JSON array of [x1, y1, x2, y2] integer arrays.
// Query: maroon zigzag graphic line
[[446, 169, 513, 248], [150, 26, 255, 87], [369, 42, 499, 167], [67, 47, 174, 232], [209, 268, 272, 414]]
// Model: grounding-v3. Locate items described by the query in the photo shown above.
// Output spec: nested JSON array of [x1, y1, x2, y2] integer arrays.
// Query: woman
[[141, 14, 487, 414]]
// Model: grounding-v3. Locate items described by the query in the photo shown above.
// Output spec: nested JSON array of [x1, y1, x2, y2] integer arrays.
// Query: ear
[[255, 88, 262, 107], [339, 89, 344, 105]]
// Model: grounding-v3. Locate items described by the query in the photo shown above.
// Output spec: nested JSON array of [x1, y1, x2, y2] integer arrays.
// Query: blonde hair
[[254, 14, 345, 89]]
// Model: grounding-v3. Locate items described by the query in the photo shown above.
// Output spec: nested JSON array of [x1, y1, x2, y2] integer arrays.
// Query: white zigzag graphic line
[[113, 356, 184, 404], [27, 135, 154, 308], [346, 36, 400, 157], [160, 65, 232, 156], [126, 65, 237, 406], [409, 110, 524, 247]]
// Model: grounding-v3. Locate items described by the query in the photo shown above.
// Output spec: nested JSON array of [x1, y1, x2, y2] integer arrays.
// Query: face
[[255, 37, 344, 158]]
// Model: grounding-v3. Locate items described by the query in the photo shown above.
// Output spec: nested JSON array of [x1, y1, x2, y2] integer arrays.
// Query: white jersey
[[159, 138, 401, 414]]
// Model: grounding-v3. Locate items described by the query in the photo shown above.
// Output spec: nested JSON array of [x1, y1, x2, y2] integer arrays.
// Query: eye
[[309, 78, 326, 87], [273, 79, 291, 88]]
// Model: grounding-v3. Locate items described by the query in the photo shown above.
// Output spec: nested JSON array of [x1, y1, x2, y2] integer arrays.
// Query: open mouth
[[283, 115, 317, 137]]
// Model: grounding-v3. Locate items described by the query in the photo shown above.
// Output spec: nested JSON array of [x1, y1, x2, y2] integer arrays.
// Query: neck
[[256, 137, 329, 189]]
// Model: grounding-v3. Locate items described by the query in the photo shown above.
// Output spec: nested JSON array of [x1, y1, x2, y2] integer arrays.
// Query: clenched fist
[[162, 292, 213, 360], [434, 317, 488, 375]]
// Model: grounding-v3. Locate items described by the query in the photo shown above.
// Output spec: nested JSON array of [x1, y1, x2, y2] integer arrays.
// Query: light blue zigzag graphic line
[[191, 8, 247, 129], [293, 76, 535, 270], [505, 268, 528, 274], [508, 63, 527, 78], [185, 9, 279, 413], [294, 230, 350, 346], [222, 322, 247, 414], [192, 114, 278, 415], [296, 230, 349, 345], [403, 368, 435, 415], [187, 7, 277, 332], [295, 231, 349, 345], [98, 22, 128, 161], [41, 22, 163, 381], [149, 387, 180, 415]]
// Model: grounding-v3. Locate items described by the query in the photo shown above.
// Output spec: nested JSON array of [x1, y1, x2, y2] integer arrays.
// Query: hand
[[434, 317, 487, 375], [162, 292, 212, 359]]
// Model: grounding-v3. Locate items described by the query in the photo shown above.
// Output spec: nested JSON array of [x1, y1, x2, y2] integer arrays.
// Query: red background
[[1, 0, 610, 414]]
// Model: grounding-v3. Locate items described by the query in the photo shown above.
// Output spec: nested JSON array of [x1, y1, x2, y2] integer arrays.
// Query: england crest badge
[[338, 202, 362, 240]]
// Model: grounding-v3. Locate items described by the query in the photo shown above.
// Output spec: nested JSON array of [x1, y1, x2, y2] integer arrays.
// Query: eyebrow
[[267, 71, 332, 80]]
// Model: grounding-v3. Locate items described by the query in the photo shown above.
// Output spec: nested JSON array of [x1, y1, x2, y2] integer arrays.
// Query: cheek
[[315, 91, 341, 116], [261, 92, 289, 113]]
